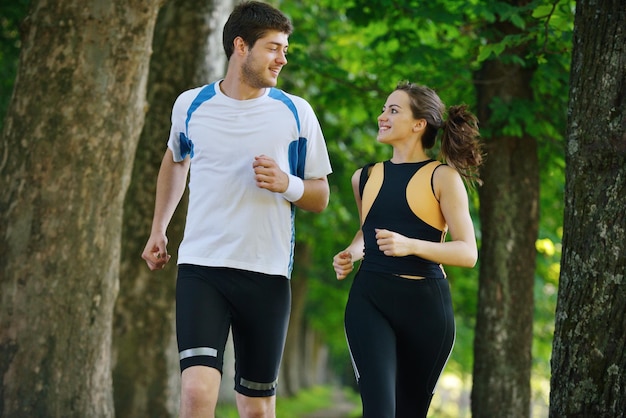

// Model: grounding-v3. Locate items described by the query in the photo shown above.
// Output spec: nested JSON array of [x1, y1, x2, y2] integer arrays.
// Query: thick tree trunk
[[0, 1, 161, 417], [471, 14, 538, 417], [112, 0, 233, 416], [549, 0, 626, 416]]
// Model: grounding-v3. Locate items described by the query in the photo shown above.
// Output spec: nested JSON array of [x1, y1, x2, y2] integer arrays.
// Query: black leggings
[[345, 270, 455, 418]]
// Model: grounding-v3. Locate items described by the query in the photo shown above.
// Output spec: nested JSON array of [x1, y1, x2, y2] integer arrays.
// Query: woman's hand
[[333, 250, 354, 280], [375, 228, 416, 257]]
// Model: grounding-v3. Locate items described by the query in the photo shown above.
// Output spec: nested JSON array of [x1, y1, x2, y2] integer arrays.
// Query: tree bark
[[471, 8, 538, 417], [112, 0, 233, 415], [0, 1, 162, 416], [549, 0, 626, 416]]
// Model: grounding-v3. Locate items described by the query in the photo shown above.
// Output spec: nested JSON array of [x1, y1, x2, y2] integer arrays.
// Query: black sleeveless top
[[359, 160, 447, 278]]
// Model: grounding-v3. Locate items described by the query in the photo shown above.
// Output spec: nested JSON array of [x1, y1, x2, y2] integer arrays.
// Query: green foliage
[[0, 0, 30, 131], [280, 0, 571, 386], [534, 147, 565, 381], [473, 0, 575, 65], [215, 385, 361, 418]]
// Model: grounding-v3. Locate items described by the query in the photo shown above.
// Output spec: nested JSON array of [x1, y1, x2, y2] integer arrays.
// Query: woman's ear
[[413, 119, 427, 132]]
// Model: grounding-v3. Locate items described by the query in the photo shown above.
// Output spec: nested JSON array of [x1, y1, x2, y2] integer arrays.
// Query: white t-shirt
[[167, 81, 332, 278]]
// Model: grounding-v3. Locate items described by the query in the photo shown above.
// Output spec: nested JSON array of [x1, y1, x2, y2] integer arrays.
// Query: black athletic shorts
[[176, 264, 291, 397]]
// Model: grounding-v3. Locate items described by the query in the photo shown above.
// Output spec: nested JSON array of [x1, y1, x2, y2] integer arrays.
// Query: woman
[[333, 81, 483, 417]]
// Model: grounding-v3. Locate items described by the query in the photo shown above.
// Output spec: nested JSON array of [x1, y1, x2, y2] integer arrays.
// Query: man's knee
[[180, 366, 221, 411], [236, 393, 276, 418]]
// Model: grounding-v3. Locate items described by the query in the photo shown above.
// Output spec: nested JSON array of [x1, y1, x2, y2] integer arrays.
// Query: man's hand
[[141, 234, 172, 270], [252, 154, 289, 193]]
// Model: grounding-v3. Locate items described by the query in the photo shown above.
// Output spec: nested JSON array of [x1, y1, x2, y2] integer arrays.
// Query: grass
[[214, 385, 361, 418], [209, 373, 550, 417]]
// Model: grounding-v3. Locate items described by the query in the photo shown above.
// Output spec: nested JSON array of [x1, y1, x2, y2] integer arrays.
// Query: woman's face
[[377, 90, 419, 145]]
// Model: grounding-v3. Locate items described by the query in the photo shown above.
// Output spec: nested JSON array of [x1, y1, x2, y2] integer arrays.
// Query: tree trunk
[[471, 13, 538, 417], [549, 0, 626, 416], [0, 1, 161, 416], [112, 0, 233, 416], [303, 325, 330, 386], [280, 242, 332, 396], [281, 242, 310, 396]]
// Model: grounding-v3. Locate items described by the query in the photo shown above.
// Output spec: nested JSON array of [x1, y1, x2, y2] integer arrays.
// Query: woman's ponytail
[[441, 104, 484, 187], [395, 81, 485, 187]]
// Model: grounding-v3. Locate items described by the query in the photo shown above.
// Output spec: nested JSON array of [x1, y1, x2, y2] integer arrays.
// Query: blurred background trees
[[113, 0, 235, 416], [1, 0, 623, 417]]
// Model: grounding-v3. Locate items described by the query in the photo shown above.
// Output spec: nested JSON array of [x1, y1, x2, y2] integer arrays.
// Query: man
[[141, 2, 332, 417]]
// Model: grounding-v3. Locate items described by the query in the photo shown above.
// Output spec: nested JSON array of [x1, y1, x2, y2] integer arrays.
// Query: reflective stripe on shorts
[[179, 347, 218, 361], [240, 377, 278, 391]]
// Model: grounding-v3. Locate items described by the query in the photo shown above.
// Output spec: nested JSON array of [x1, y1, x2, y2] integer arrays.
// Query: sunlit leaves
[[474, 0, 575, 65]]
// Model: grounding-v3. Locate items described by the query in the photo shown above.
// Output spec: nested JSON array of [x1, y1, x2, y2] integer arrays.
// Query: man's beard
[[241, 56, 274, 89]]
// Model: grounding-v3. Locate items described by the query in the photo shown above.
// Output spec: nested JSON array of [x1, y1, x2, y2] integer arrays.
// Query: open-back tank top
[[359, 159, 448, 278]]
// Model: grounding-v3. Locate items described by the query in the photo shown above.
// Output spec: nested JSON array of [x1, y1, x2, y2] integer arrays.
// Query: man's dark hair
[[222, 1, 293, 59]]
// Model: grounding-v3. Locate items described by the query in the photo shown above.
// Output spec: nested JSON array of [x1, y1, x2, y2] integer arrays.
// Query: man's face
[[241, 30, 289, 89]]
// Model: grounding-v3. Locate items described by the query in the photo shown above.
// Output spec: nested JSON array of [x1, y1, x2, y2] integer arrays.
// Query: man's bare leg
[[180, 366, 221, 418], [236, 392, 276, 418]]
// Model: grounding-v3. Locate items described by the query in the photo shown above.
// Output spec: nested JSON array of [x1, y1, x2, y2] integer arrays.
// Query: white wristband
[[282, 174, 304, 202]]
